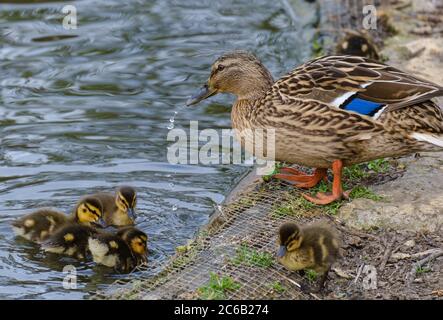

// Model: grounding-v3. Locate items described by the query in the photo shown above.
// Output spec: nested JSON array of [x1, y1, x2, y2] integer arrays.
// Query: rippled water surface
[[0, 0, 315, 298]]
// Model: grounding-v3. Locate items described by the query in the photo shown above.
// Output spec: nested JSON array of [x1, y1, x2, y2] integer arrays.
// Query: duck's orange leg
[[302, 160, 350, 205], [273, 168, 328, 188]]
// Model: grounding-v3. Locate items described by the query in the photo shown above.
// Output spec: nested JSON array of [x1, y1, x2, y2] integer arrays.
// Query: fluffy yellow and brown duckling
[[11, 196, 104, 243], [92, 186, 137, 227], [277, 221, 340, 290], [187, 52, 443, 205], [41, 224, 99, 260], [88, 226, 148, 273], [39, 197, 105, 259]]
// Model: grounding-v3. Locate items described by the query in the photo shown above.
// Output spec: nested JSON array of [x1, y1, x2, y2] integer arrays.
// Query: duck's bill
[[186, 84, 217, 106], [277, 245, 287, 258], [127, 208, 136, 221]]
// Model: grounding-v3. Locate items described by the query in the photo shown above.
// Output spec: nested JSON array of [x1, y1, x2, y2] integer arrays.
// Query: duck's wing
[[274, 55, 443, 117]]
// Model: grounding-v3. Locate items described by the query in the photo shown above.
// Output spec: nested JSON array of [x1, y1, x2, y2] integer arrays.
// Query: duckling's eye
[[82, 208, 87, 213], [217, 64, 225, 72]]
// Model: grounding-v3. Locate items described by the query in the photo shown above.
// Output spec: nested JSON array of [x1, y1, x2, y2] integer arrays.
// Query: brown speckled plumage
[[212, 53, 443, 168], [188, 52, 443, 203]]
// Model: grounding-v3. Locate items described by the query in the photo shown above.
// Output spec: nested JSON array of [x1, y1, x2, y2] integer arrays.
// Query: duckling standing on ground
[[92, 186, 137, 227], [187, 52, 443, 204], [11, 196, 104, 243], [277, 221, 340, 291], [88, 226, 148, 273]]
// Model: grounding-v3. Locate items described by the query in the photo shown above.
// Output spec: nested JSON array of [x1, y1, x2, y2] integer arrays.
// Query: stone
[[403, 239, 416, 248], [338, 154, 443, 233]]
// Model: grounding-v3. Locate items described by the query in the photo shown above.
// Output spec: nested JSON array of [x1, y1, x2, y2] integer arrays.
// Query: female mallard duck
[[91, 186, 137, 227], [88, 226, 148, 272], [187, 52, 443, 204], [11, 196, 104, 243], [277, 221, 340, 291]]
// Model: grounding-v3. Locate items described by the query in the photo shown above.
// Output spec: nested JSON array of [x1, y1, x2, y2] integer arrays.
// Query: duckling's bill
[[93, 216, 107, 228], [127, 208, 136, 221], [277, 245, 287, 258]]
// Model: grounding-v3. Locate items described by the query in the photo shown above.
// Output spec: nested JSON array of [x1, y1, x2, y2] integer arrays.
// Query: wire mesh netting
[[91, 161, 407, 300], [92, 179, 312, 300]]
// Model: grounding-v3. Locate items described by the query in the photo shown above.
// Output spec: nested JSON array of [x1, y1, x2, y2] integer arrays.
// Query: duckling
[[41, 224, 99, 260], [88, 226, 148, 273], [11, 196, 104, 243], [40, 197, 105, 259], [277, 221, 340, 291], [91, 186, 137, 227], [336, 30, 380, 60]]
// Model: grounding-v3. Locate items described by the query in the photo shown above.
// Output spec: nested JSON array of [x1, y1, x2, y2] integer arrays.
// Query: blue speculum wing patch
[[341, 97, 385, 117]]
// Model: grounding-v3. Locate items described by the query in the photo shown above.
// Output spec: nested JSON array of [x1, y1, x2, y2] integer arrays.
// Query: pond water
[[0, 0, 315, 299]]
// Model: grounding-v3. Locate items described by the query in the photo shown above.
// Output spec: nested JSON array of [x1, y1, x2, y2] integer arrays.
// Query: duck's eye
[[82, 208, 87, 213], [217, 64, 225, 72]]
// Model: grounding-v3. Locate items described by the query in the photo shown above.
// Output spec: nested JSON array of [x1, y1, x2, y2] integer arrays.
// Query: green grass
[[312, 37, 324, 57], [232, 244, 274, 268], [343, 164, 370, 181], [416, 266, 431, 274], [344, 159, 391, 182], [304, 269, 319, 283], [271, 196, 316, 218], [324, 201, 343, 215], [198, 273, 241, 300], [272, 183, 382, 217], [270, 281, 286, 294], [367, 159, 390, 173], [350, 186, 383, 201], [269, 160, 387, 217]]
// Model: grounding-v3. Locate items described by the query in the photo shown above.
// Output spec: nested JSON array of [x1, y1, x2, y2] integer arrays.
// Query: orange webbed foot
[[302, 190, 350, 205], [301, 160, 350, 205], [273, 168, 328, 189]]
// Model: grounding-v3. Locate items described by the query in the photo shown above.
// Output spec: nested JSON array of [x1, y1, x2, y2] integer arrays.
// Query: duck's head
[[117, 227, 148, 262], [74, 197, 105, 227], [277, 222, 303, 258], [187, 51, 274, 105], [115, 186, 137, 221]]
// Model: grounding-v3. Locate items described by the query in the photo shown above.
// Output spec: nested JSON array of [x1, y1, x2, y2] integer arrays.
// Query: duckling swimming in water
[[41, 224, 99, 260], [277, 221, 340, 291], [39, 197, 105, 259], [91, 186, 137, 227], [88, 226, 148, 273], [11, 196, 104, 243]]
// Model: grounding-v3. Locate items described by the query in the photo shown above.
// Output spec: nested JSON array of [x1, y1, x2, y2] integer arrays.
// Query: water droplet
[[169, 182, 174, 189], [172, 205, 178, 211], [167, 123, 174, 130]]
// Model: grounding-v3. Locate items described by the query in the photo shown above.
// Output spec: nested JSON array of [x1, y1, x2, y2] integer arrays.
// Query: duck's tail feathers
[[411, 132, 443, 148]]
